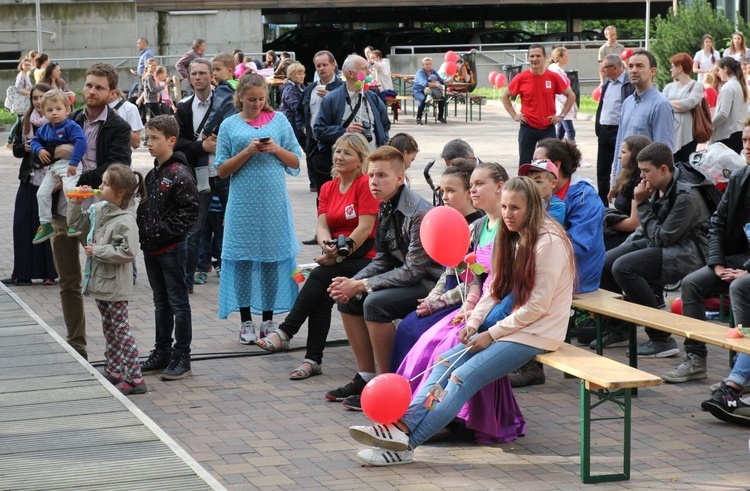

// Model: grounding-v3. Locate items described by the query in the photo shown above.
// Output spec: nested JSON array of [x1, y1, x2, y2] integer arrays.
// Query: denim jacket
[[353, 186, 442, 290]]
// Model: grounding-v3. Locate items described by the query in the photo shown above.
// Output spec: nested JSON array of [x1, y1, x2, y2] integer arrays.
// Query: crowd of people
[[3, 27, 750, 468]]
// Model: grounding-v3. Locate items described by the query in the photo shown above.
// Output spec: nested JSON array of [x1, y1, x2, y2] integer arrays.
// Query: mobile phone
[[259, 137, 271, 143]]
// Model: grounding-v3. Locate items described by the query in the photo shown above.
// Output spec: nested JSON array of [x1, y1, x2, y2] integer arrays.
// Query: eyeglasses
[[602, 65, 614, 69]]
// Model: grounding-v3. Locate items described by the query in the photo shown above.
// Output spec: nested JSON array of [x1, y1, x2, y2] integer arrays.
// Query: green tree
[[652, 0, 738, 87]]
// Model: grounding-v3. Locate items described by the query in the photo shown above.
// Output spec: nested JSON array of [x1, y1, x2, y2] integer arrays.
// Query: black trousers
[[596, 125, 618, 208]]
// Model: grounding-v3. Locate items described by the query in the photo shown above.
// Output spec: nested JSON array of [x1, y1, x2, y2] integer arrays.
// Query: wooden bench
[[396, 94, 414, 116], [572, 290, 750, 371], [534, 342, 662, 483]]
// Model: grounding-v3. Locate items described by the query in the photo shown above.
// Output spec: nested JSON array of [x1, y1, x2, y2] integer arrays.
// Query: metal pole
[[35, 0, 43, 52], [645, 0, 651, 51]]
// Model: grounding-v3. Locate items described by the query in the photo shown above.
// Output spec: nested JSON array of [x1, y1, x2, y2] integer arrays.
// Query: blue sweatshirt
[[30, 118, 87, 167]]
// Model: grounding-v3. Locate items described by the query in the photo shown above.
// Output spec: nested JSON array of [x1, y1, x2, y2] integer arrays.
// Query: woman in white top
[[711, 57, 750, 153], [663, 52, 704, 163], [693, 34, 721, 84], [723, 32, 750, 65], [368, 50, 393, 92], [5, 57, 33, 147], [546, 47, 578, 141]]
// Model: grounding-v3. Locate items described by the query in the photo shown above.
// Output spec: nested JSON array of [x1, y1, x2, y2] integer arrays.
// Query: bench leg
[[580, 382, 632, 483], [592, 314, 638, 397]]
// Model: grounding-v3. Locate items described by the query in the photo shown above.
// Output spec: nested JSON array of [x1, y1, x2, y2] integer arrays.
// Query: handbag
[[690, 82, 713, 144], [5, 84, 29, 115]]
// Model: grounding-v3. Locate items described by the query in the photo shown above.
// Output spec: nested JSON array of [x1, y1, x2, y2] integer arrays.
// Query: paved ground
[[1, 101, 749, 490]]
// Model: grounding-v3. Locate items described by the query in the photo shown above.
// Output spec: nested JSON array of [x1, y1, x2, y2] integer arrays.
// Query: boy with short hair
[[202, 52, 238, 138], [519, 158, 566, 224], [136, 115, 199, 380], [31, 89, 87, 244]]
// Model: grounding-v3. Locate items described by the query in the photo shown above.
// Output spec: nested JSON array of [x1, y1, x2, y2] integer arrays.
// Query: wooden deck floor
[[0, 287, 225, 491]]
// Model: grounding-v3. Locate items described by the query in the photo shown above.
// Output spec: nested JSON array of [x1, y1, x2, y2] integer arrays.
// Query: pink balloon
[[445, 50, 459, 63], [494, 73, 507, 88], [445, 61, 457, 76], [357, 72, 365, 81], [361, 374, 412, 424], [420, 206, 471, 267], [592, 86, 602, 102], [488, 71, 500, 86]]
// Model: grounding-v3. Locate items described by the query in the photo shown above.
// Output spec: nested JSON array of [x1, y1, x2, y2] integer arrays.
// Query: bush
[[652, 0, 750, 87]]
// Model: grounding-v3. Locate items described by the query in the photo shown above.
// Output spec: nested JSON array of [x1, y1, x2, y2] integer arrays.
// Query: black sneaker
[[342, 394, 363, 411], [701, 381, 742, 411], [589, 327, 630, 350], [509, 361, 545, 388], [140, 349, 171, 375], [159, 351, 192, 381], [573, 318, 597, 345], [326, 373, 367, 401], [702, 383, 750, 426]]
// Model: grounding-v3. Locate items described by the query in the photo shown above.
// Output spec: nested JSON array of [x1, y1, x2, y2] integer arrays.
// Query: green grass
[[0, 108, 18, 124], [470, 88, 598, 116]]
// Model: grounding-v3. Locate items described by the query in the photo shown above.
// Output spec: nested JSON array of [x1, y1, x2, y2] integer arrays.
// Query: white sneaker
[[239, 321, 257, 344], [259, 320, 276, 338], [349, 423, 410, 451], [357, 447, 413, 466]]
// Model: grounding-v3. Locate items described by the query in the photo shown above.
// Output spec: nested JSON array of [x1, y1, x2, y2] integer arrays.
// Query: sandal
[[256, 328, 290, 352], [290, 359, 322, 380]]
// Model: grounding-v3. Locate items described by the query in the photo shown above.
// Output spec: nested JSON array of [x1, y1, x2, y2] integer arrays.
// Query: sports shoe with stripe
[[357, 447, 413, 466]]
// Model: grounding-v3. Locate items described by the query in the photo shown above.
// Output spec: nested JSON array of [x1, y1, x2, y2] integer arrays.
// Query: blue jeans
[[556, 120, 575, 140], [402, 341, 545, 449], [518, 124, 556, 166], [143, 241, 192, 353], [727, 276, 750, 386]]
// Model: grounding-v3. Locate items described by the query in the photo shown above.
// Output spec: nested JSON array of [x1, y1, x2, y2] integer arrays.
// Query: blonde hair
[[331, 133, 370, 178], [211, 52, 235, 72], [103, 164, 147, 208], [40, 88, 70, 111], [285, 62, 305, 81], [547, 47, 568, 67], [233, 73, 273, 113]]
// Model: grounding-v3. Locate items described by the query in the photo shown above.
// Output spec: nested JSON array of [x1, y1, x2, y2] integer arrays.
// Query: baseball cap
[[519, 159, 559, 179]]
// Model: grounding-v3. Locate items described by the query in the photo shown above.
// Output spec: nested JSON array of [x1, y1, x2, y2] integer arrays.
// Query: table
[[391, 74, 414, 96]]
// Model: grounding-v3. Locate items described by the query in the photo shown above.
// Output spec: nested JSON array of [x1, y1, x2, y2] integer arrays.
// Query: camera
[[325, 234, 354, 257], [361, 121, 373, 142]]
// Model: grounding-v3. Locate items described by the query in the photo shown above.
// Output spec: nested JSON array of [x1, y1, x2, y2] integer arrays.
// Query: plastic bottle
[[65, 187, 100, 199]]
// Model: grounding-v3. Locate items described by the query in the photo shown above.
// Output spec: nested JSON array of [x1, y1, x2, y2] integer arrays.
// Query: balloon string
[[455, 268, 467, 315], [408, 346, 471, 383]]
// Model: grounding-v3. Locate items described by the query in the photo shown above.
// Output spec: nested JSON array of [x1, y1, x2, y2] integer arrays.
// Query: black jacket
[[294, 77, 344, 156], [707, 165, 750, 270], [70, 106, 132, 188], [136, 152, 199, 253], [174, 94, 211, 170], [11, 119, 38, 183], [594, 74, 635, 137]]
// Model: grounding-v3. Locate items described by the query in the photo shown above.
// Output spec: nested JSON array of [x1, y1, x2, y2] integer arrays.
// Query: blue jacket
[[413, 68, 444, 95], [313, 85, 390, 154], [294, 76, 345, 156], [31, 119, 87, 167], [563, 173, 605, 293], [203, 80, 237, 138]]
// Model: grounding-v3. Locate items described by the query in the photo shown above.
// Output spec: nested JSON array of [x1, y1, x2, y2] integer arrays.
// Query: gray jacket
[[353, 186, 442, 291], [67, 201, 139, 302], [627, 166, 712, 283]]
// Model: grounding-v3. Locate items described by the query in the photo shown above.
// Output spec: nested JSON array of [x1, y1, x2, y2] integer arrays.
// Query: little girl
[[156, 66, 174, 113], [140, 58, 165, 118], [67, 164, 147, 395]]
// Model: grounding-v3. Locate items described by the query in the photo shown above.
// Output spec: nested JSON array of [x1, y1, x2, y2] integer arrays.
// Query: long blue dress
[[214, 111, 302, 318]]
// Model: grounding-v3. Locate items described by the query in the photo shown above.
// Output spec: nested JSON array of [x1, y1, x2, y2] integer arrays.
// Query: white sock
[[359, 371, 376, 382]]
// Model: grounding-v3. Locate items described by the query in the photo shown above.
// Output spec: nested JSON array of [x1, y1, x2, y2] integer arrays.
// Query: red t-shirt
[[703, 87, 718, 108], [318, 174, 380, 259], [508, 69, 568, 130]]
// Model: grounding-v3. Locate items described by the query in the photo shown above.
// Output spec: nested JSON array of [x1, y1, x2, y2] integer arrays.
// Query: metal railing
[[390, 38, 647, 55]]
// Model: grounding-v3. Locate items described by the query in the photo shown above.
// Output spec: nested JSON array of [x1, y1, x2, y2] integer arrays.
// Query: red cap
[[519, 159, 559, 179]]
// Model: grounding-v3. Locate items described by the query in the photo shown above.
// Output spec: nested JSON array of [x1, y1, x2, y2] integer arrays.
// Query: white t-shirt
[[694, 49, 720, 83], [723, 47, 750, 64], [108, 98, 144, 132]]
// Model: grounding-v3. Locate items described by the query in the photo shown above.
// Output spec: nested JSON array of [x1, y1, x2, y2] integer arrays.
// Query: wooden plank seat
[[395, 94, 414, 116], [572, 290, 750, 376], [534, 342, 662, 483]]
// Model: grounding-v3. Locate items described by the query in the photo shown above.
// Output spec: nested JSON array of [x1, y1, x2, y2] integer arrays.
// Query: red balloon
[[592, 86, 602, 102], [445, 50, 459, 63], [445, 61, 457, 76], [620, 48, 635, 60], [671, 297, 683, 315], [488, 71, 500, 86], [420, 206, 471, 267], [361, 374, 412, 424], [494, 73, 507, 88]]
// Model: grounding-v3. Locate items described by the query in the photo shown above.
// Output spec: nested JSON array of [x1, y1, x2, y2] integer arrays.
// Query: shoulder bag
[[690, 82, 713, 144]]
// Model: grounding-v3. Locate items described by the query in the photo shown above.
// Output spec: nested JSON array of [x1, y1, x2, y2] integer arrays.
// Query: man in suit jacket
[[595, 53, 634, 207], [174, 58, 228, 291]]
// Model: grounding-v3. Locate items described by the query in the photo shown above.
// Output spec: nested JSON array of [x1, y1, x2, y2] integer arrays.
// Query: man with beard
[[49, 62, 132, 359]]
